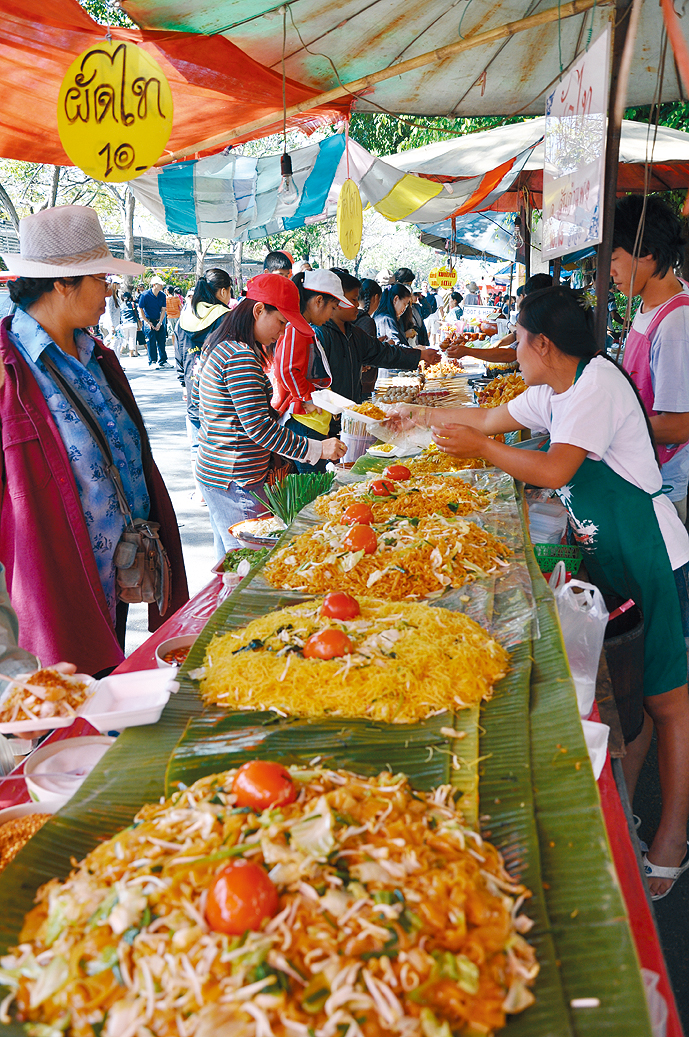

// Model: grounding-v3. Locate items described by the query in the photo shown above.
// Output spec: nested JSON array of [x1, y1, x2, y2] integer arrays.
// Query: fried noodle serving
[[199, 597, 508, 720], [0, 767, 537, 1037]]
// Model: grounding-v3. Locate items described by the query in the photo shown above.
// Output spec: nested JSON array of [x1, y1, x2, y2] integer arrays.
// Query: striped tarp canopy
[[130, 134, 539, 241]]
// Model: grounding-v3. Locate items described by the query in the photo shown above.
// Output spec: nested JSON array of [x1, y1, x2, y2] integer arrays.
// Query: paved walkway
[[119, 355, 216, 656]]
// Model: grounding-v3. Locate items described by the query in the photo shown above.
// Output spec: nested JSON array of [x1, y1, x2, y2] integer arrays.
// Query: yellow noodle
[[201, 597, 509, 721]]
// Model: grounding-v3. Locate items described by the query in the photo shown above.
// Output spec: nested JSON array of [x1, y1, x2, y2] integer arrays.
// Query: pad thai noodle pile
[[198, 596, 509, 721], [0, 766, 537, 1037]]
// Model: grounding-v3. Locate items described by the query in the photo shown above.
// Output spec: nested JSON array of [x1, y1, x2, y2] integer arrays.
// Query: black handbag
[[41, 354, 172, 615]]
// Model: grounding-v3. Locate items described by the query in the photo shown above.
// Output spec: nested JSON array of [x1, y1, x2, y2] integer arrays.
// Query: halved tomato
[[233, 760, 296, 811], [302, 628, 354, 660], [342, 523, 378, 555], [205, 859, 278, 934], [383, 464, 411, 481], [321, 592, 361, 620], [341, 502, 375, 526], [370, 479, 395, 496]]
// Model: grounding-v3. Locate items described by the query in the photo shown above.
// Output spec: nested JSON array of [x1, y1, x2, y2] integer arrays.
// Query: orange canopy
[[0, 0, 348, 166]]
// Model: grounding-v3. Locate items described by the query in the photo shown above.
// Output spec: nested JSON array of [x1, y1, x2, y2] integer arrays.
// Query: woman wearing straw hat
[[0, 205, 188, 676]]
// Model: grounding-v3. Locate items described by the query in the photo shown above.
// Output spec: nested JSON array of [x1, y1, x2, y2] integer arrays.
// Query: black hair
[[9, 275, 84, 308], [613, 195, 686, 279], [451, 291, 463, 305], [264, 250, 292, 273], [291, 271, 332, 315], [359, 279, 382, 314], [191, 267, 232, 317], [121, 291, 133, 302], [330, 268, 361, 294], [393, 267, 415, 285], [524, 272, 553, 295], [518, 285, 660, 465], [373, 283, 411, 321], [203, 296, 279, 366]]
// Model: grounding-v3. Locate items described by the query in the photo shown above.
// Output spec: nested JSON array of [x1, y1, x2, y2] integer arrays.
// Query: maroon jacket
[[0, 315, 188, 675]]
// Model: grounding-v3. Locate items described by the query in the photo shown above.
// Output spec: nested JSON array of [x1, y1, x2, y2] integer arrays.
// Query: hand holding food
[[319, 437, 348, 461]]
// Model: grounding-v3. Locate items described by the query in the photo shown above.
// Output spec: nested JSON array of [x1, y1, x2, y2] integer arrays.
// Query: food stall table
[[0, 550, 684, 1035]]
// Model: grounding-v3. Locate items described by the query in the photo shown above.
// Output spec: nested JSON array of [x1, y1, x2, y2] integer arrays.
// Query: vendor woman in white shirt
[[389, 285, 689, 902]]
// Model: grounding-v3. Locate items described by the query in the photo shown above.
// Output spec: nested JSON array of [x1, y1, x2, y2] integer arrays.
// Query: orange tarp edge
[[0, 0, 349, 167]]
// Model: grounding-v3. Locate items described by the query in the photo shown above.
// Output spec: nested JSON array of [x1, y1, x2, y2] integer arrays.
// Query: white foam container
[[24, 735, 115, 809]]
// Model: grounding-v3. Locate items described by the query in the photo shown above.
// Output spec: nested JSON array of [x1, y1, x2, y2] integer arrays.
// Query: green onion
[[256, 472, 335, 526]]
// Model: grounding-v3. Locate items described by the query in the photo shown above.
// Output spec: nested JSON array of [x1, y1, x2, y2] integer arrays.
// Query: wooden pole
[[594, 0, 643, 350], [156, 0, 611, 166]]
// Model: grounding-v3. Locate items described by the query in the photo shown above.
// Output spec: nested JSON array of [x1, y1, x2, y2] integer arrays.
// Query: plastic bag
[[554, 579, 609, 718]]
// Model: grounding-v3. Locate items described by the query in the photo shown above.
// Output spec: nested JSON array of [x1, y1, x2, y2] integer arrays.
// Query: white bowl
[[155, 634, 198, 669], [24, 735, 115, 809], [0, 800, 58, 825]]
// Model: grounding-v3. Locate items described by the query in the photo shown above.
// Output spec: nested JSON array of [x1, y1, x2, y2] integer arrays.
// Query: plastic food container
[[230, 515, 285, 549], [24, 735, 115, 809]]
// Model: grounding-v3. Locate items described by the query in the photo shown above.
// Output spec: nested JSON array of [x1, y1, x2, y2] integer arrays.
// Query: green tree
[[76, 0, 134, 26]]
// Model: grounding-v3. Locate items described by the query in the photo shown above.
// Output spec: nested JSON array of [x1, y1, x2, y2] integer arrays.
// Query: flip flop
[[642, 842, 689, 901]]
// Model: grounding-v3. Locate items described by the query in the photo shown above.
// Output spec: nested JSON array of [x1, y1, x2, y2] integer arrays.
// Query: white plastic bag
[[554, 579, 609, 718]]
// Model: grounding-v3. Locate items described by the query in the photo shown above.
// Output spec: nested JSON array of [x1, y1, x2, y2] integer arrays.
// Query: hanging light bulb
[[510, 214, 524, 252], [277, 152, 299, 212]]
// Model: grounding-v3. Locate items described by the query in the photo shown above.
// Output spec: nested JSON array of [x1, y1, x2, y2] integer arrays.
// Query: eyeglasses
[[90, 274, 113, 292]]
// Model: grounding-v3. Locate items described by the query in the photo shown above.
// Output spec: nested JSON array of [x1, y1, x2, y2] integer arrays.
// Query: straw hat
[[2, 206, 144, 278], [466, 281, 478, 292]]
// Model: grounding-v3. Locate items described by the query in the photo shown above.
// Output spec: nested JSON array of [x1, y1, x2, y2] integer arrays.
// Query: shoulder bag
[[41, 353, 172, 615]]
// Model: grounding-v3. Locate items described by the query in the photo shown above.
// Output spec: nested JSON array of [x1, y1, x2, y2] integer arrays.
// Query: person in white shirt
[[612, 194, 689, 519], [387, 284, 689, 901]]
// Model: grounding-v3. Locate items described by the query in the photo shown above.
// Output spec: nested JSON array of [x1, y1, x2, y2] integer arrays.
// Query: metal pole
[[594, 0, 642, 350]]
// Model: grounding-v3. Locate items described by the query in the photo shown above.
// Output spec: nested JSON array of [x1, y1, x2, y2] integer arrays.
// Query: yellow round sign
[[57, 41, 173, 182], [337, 179, 363, 260], [428, 267, 457, 289]]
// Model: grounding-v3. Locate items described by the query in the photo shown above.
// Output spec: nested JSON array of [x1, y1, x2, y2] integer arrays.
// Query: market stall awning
[[417, 213, 517, 263], [130, 135, 537, 241], [119, 0, 687, 159], [0, 0, 348, 167], [384, 118, 689, 209]]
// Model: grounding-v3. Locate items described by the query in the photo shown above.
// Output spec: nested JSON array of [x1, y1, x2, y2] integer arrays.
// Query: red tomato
[[370, 479, 395, 496], [233, 760, 297, 811], [302, 628, 354, 660], [341, 502, 375, 526], [321, 592, 361, 621], [342, 524, 378, 555], [383, 464, 411, 481], [205, 859, 278, 935]]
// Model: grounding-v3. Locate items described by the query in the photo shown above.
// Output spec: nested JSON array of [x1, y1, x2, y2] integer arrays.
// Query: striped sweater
[[194, 339, 321, 488]]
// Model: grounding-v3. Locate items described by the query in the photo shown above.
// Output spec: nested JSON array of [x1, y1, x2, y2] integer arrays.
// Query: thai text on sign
[[542, 26, 611, 260], [428, 268, 457, 289], [57, 41, 173, 182]]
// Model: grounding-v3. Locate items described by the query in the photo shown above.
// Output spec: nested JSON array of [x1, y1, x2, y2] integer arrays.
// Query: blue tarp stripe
[[282, 134, 346, 230], [158, 161, 198, 235]]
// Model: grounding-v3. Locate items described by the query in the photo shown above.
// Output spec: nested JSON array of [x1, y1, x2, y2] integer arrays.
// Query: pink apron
[[622, 289, 689, 465]]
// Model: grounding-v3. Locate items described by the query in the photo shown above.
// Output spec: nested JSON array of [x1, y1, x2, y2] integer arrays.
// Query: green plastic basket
[[533, 543, 582, 575]]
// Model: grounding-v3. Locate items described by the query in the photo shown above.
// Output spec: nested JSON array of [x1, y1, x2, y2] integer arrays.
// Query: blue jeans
[[202, 479, 269, 561], [145, 324, 168, 364]]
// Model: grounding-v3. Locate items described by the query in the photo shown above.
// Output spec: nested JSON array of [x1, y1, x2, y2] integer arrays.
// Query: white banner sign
[[542, 27, 611, 260]]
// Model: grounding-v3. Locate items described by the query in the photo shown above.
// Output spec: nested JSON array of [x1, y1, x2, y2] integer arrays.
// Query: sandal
[[642, 842, 689, 901]]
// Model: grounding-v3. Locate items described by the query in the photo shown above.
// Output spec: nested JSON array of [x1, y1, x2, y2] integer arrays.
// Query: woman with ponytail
[[387, 285, 689, 901]]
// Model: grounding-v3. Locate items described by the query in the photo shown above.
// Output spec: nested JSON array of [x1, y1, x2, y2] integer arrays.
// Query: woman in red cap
[[193, 273, 347, 559]]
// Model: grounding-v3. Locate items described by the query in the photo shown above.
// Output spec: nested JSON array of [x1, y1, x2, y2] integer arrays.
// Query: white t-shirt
[[507, 356, 689, 569], [631, 286, 689, 500]]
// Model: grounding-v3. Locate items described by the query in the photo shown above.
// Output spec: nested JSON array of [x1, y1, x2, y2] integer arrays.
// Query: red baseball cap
[[246, 273, 312, 336]]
